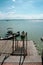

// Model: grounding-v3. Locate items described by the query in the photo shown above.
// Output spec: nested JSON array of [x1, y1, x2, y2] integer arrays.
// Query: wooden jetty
[[0, 30, 42, 65], [0, 40, 42, 65]]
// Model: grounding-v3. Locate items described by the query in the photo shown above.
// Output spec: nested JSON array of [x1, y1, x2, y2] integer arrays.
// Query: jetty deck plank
[[0, 62, 42, 65], [0, 40, 42, 63]]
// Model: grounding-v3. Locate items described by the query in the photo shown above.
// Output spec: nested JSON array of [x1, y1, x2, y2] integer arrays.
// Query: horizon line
[[0, 19, 43, 20]]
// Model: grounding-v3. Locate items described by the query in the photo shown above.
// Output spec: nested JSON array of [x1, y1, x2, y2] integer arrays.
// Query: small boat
[[3, 31, 20, 40], [0, 37, 3, 40], [4, 35, 13, 40], [41, 37, 43, 41]]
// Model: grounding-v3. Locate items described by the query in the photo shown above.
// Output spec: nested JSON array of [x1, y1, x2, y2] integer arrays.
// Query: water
[[0, 19, 43, 54]]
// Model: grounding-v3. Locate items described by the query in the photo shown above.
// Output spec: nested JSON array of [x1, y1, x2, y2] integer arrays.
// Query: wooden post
[[12, 34, 14, 53], [21, 31, 25, 49], [26, 32, 27, 54]]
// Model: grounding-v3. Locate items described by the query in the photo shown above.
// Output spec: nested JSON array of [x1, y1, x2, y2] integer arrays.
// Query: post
[[14, 34, 17, 51], [21, 31, 25, 49], [26, 32, 27, 54], [12, 34, 14, 53]]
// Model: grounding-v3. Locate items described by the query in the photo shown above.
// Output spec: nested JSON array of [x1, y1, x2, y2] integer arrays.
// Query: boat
[[1, 31, 20, 40], [0, 37, 3, 40]]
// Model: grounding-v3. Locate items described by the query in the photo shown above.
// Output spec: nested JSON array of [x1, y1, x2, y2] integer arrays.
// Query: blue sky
[[0, 0, 43, 19]]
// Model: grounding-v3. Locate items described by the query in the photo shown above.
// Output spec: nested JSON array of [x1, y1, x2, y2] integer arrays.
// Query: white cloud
[[12, 6, 15, 8], [12, 0, 15, 2], [7, 11, 15, 14], [8, 6, 15, 10], [0, 11, 43, 19], [0, 11, 6, 19], [5, 14, 43, 19]]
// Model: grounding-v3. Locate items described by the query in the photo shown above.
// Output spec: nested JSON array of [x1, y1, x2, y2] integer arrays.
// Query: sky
[[0, 0, 43, 19]]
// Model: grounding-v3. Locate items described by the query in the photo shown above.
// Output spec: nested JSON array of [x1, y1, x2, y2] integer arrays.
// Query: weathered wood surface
[[0, 40, 42, 63]]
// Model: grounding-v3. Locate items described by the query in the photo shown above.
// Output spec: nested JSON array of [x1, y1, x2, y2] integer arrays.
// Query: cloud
[[8, 6, 15, 10], [0, 11, 43, 19], [12, 0, 15, 2], [12, 6, 15, 8], [5, 14, 43, 19], [7, 11, 15, 14], [0, 11, 6, 19]]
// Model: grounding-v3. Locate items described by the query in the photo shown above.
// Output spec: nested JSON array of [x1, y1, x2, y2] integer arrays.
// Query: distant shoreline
[[0, 19, 43, 21]]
